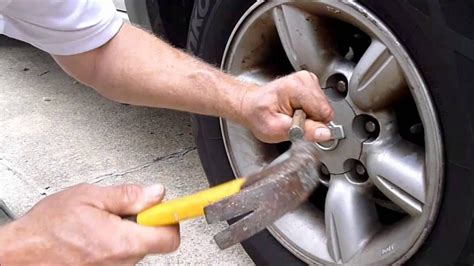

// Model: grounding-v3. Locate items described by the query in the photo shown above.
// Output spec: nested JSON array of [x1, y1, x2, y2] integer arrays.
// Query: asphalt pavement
[[0, 36, 252, 264]]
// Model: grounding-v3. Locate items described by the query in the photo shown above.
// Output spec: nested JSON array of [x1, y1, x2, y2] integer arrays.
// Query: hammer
[[204, 109, 325, 249], [129, 110, 339, 249]]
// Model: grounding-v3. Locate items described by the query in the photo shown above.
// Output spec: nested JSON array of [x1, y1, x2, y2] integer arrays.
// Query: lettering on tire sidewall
[[187, 0, 213, 52], [382, 243, 395, 256]]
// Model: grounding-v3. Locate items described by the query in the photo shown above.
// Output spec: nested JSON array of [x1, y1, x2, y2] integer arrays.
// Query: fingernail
[[315, 127, 331, 141], [143, 184, 165, 200]]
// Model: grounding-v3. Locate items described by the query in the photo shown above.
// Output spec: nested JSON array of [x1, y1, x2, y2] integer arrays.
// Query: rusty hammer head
[[204, 141, 322, 249]]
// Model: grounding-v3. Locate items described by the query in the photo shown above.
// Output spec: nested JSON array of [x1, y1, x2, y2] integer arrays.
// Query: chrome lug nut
[[355, 164, 366, 176], [336, 80, 347, 93], [365, 121, 377, 133]]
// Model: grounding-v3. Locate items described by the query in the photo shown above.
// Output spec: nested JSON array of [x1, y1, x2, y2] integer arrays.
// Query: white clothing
[[0, 0, 123, 55]]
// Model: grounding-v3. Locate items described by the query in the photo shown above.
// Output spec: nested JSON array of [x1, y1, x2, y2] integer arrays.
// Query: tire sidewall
[[358, 1, 474, 264]]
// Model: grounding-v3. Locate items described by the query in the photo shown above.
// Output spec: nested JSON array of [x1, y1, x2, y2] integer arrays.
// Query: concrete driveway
[[0, 36, 252, 264]]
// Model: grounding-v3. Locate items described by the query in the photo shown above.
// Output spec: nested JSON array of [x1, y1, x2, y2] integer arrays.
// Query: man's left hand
[[240, 70, 333, 143]]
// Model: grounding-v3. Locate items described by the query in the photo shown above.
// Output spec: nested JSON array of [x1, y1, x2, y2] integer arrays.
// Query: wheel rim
[[220, 1, 443, 265]]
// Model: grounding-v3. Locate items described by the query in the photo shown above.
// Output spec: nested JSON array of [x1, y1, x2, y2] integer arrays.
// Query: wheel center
[[315, 121, 345, 151], [316, 99, 361, 174]]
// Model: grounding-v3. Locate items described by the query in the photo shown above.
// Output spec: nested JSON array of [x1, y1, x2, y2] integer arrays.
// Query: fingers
[[105, 184, 180, 255], [233, 69, 334, 143], [124, 222, 180, 254], [289, 71, 333, 123], [304, 120, 332, 142], [95, 184, 166, 215], [252, 113, 332, 143], [256, 114, 292, 143]]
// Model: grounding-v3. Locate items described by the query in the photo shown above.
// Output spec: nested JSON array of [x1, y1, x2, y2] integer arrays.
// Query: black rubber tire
[[185, 0, 474, 264]]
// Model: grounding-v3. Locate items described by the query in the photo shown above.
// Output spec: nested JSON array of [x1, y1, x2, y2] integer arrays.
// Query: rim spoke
[[325, 178, 380, 263], [272, 5, 338, 80], [236, 68, 276, 85], [349, 40, 406, 110], [367, 139, 426, 216]]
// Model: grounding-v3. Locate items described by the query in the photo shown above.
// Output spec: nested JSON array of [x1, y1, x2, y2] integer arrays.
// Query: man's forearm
[[54, 22, 334, 143], [54, 23, 254, 125]]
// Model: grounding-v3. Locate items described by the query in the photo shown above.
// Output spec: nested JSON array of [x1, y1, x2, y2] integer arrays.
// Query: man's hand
[[0, 183, 179, 264], [241, 71, 333, 143]]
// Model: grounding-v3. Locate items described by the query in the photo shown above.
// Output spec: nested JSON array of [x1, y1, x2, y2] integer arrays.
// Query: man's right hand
[[0, 183, 179, 264]]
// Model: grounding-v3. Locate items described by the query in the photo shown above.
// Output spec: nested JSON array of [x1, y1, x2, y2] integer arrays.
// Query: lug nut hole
[[324, 73, 348, 102], [352, 114, 380, 142], [344, 159, 369, 184]]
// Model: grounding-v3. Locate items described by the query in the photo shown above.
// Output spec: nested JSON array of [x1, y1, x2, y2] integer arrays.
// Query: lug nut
[[336, 80, 347, 93], [355, 164, 366, 176], [365, 121, 377, 133]]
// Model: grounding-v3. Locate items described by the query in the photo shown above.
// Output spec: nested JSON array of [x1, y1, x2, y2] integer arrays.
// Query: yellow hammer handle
[[137, 178, 246, 226]]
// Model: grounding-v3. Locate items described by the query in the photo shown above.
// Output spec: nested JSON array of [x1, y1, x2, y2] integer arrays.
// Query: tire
[[186, 0, 474, 264]]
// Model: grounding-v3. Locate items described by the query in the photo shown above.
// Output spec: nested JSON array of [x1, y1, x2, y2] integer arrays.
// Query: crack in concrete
[[88, 146, 197, 184], [0, 157, 49, 196], [1, 146, 197, 196]]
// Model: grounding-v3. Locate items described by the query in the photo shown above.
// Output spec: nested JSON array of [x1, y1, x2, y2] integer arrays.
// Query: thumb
[[304, 120, 332, 142], [98, 184, 165, 215]]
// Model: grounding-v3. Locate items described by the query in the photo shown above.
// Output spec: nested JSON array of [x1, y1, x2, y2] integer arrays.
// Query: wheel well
[[146, 0, 195, 48]]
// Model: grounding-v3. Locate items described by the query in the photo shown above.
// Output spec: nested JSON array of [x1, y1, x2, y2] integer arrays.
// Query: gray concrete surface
[[0, 36, 253, 264]]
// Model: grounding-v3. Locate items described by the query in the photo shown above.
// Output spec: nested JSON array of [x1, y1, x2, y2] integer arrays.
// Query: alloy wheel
[[220, 1, 443, 264]]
